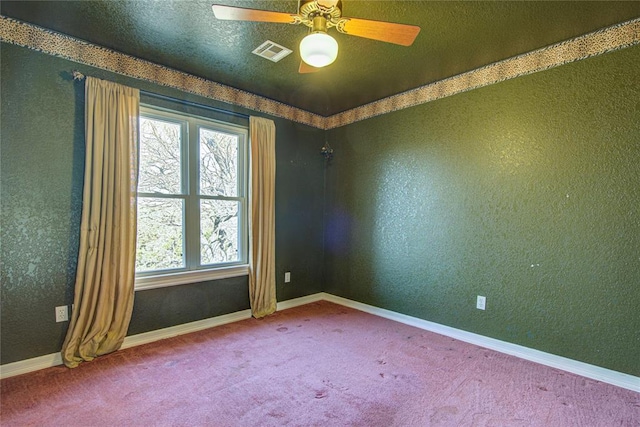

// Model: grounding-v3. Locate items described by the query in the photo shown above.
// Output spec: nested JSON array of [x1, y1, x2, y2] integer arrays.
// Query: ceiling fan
[[211, 0, 421, 73]]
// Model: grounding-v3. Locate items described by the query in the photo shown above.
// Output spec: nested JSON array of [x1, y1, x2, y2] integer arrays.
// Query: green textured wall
[[324, 46, 640, 376], [2, 40, 639, 378], [1, 43, 326, 364], [1, 44, 84, 362]]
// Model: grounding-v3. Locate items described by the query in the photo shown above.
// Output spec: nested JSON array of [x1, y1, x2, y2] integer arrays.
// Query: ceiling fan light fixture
[[211, 2, 421, 73], [300, 31, 338, 68]]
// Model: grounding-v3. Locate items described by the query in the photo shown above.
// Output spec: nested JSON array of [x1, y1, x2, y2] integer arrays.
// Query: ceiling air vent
[[252, 40, 292, 63]]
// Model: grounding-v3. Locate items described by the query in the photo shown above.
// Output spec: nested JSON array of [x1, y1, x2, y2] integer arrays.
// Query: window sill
[[135, 265, 249, 291]]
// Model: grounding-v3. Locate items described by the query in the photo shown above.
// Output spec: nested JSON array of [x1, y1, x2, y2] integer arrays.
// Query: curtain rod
[[71, 71, 250, 120]]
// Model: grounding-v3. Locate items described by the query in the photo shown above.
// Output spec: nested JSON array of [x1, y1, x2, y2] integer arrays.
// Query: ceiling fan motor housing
[[299, 0, 343, 28], [311, 15, 328, 33]]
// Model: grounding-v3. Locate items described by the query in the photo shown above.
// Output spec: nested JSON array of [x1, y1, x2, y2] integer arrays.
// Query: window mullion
[[185, 120, 200, 270], [137, 193, 185, 199], [238, 131, 248, 265], [198, 195, 243, 202]]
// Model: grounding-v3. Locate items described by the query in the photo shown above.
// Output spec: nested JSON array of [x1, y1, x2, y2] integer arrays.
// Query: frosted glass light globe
[[300, 32, 338, 68]]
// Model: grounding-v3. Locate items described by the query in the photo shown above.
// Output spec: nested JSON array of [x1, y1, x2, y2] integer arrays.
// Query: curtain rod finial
[[72, 71, 85, 81]]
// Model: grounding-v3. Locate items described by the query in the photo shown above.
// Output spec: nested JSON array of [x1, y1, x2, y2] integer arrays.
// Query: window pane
[[200, 200, 239, 264], [139, 117, 182, 194], [136, 198, 184, 271], [199, 128, 238, 197]]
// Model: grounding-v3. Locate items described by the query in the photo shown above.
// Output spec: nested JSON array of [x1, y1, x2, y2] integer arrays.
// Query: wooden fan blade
[[338, 17, 420, 46], [212, 4, 297, 24], [299, 61, 321, 74]]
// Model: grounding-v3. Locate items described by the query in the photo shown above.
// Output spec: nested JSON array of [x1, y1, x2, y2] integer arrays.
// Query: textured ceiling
[[2, 1, 640, 116]]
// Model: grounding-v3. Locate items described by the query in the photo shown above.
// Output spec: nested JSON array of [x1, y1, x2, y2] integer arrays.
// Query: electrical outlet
[[284, 272, 291, 283], [55, 305, 68, 322], [476, 295, 486, 310]]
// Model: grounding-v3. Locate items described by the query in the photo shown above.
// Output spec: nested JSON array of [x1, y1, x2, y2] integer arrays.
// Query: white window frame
[[135, 105, 249, 291]]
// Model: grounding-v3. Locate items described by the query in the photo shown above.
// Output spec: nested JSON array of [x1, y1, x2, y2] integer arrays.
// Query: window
[[135, 105, 248, 288]]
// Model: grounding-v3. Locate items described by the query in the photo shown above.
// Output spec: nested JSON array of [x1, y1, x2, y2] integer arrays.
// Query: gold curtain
[[61, 77, 140, 368], [248, 116, 277, 318]]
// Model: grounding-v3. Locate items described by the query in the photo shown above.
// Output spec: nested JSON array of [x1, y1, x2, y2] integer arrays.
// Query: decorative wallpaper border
[[325, 17, 640, 129], [1, 15, 639, 130], [0, 16, 325, 129]]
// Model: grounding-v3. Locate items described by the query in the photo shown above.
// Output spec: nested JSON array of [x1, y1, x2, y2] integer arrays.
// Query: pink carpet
[[1, 301, 638, 426]]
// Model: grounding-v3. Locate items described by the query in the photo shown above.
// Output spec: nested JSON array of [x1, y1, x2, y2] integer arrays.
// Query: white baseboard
[[0, 296, 316, 379], [115, 294, 323, 352], [120, 309, 253, 350], [0, 309, 252, 379], [276, 293, 325, 311], [3, 292, 639, 393], [0, 352, 64, 379], [321, 293, 640, 393]]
